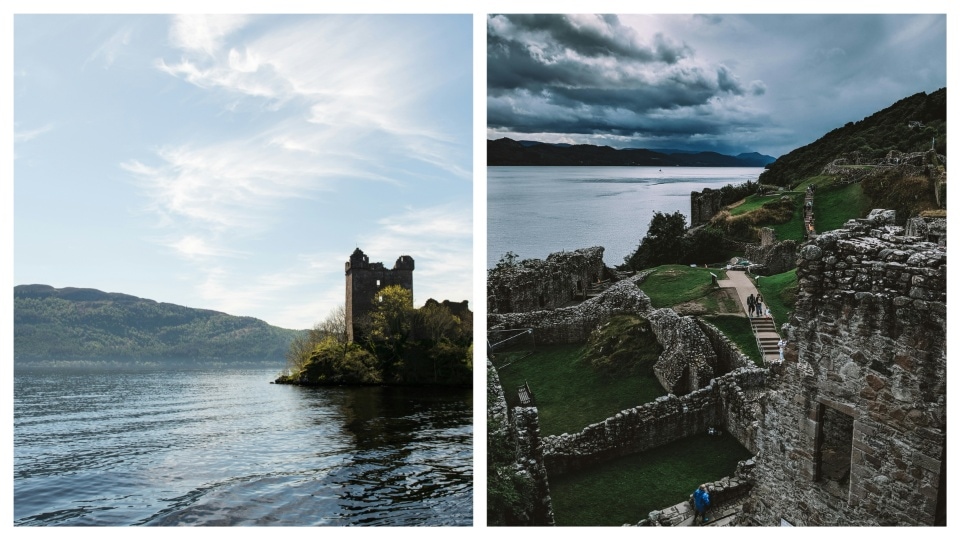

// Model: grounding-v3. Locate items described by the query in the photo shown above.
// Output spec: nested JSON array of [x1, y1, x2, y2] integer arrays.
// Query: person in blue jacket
[[692, 484, 710, 525]]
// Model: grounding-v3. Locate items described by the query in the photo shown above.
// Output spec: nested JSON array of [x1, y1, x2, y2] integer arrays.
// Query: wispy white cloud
[[169, 15, 249, 57], [14, 123, 54, 142], [358, 203, 473, 306], [84, 25, 133, 69]]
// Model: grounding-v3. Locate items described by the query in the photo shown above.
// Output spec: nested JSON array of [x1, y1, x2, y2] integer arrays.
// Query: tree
[[415, 301, 459, 342], [301, 336, 382, 385], [365, 285, 415, 378], [622, 211, 688, 271], [284, 305, 347, 378]]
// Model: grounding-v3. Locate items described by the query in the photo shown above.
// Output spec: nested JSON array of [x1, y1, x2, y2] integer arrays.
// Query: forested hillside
[[14, 285, 303, 366], [761, 88, 946, 187]]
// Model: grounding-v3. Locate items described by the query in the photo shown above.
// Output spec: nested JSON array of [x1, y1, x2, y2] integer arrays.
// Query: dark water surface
[[14, 368, 472, 526], [488, 166, 764, 268]]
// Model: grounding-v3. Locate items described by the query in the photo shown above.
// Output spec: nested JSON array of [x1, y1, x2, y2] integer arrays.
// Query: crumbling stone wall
[[513, 407, 556, 525], [648, 309, 718, 395], [488, 275, 653, 345], [541, 367, 767, 476], [487, 247, 608, 314], [487, 361, 555, 526], [696, 318, 755, 373], [690, 188, 725, 226], [759, 227, 777, 247], [741, 210, 946, 526], [905, 215, 946, 247], [744, 239, 798, 275]]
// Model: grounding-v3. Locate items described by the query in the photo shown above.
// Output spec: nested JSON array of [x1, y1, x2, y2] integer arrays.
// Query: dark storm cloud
[[487, 14, 762, 143]]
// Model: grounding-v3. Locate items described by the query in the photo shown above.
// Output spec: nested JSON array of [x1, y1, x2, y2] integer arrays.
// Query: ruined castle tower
[[345, 248, 414, 342], [743, 210, 946, 526]]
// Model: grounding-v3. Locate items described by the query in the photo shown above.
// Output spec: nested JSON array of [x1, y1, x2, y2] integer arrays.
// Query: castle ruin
[[487, 210, 946, 526], [345, 248, 414, 342]]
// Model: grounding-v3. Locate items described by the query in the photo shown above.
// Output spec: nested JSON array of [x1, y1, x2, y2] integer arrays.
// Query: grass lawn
[[638, 265, 728, 308], [766, 192, 805, 241], [494, 344, 666, 436], [754, 269, 798, 326], [728, 193, 784, 215], [701, 315, 763, 366], [550, 432, 754, 526], [813, 182, 873, 232]]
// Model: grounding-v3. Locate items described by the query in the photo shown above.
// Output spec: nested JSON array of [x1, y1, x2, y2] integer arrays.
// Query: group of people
[[746, 292, 768, 318]]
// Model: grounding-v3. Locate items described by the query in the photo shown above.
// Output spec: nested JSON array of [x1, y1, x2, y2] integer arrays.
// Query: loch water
[[13, 367, 473, 526], [488, 166, 765, 268]]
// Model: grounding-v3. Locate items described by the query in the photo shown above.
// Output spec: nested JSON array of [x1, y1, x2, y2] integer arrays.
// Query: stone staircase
[[750, 316, 782, 361]]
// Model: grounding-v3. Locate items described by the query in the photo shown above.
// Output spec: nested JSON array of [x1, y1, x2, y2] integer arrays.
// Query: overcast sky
[[487, 13, 946, 157], [13, 14, 473, 329]]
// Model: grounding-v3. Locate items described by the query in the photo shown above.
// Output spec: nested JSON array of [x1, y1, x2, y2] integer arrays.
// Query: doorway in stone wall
[[814, 403, 854, 499]]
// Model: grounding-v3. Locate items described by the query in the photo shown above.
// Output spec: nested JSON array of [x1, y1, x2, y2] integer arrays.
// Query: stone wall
[[648, 309, 718, 395], [691, 188, 725, 226], [487, 247, 608, 314], [488, 274, 653, 345], [513, 407, 556, 525], [741, 210, 947, 526], [905, 215, 946, 247], [696, 318, 756, 374], [487, 361, 555, 526], [744, 239, 798, 275], [541, 367, 767, 476]]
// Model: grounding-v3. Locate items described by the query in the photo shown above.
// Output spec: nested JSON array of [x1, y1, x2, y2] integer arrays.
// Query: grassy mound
[[583, 314, 662, 376], [637, 265, 729, 308]]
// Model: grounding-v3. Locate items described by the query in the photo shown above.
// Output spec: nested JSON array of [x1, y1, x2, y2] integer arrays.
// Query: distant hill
[[488, 138, 775, 167], [14, 284, 304, 367], [760, 88, 946, 187]]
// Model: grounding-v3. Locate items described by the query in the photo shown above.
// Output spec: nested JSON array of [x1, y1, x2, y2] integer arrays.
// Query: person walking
[[692, 484, 711, 525], [747, 293, 755, 317]]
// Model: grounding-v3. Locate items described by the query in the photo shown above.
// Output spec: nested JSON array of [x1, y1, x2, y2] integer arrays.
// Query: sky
[[12, 14, 473, 330], [487, 13, 947, 158]]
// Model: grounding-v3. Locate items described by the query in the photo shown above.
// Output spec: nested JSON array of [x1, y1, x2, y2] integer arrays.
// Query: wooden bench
[[518, 381, 533, 406]]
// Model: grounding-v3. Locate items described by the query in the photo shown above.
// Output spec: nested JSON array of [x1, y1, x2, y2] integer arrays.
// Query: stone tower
[[345, 248, 414, 342]]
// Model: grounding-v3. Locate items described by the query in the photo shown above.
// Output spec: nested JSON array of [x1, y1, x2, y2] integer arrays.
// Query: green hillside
[[14, 284, 304, 366], [760, 88, 945, 188]]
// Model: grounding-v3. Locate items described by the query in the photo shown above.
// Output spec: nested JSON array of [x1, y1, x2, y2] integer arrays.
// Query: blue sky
[[13, 14, 473, 330]]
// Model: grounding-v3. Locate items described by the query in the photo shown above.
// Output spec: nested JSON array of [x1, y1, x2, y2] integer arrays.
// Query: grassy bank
[[701, 315, 763, 367], [755, 269, 798, 326], [550, 432, 753, 526], [494, 344, 665, 436]]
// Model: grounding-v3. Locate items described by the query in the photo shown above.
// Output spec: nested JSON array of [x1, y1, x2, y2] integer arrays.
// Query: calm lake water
[[13, 367, 472, 526], [488, 166, 764, 268]]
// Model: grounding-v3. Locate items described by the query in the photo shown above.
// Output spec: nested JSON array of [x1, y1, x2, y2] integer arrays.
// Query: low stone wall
[[639, 459, 757, 526], [488, 275, 653, 345], [488, 247, 608, 314], [541, 367, 767, 476]]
